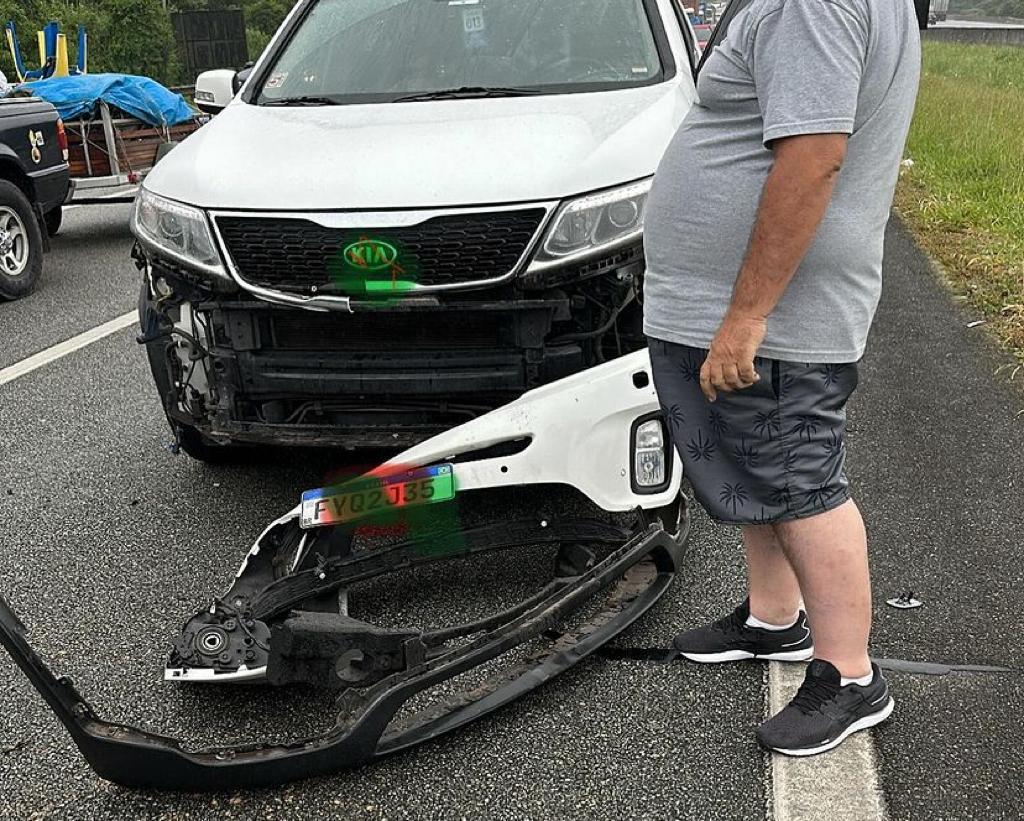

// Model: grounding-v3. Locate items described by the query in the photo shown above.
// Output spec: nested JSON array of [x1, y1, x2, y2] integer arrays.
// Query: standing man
[[642, 0, 920, 756]]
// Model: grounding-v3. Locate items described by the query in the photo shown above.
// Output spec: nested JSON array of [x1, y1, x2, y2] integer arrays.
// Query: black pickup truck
[[0, 96, 70, 300]]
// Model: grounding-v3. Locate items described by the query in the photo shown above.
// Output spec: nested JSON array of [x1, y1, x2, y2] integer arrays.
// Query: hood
[[145, 82, 693, 210]]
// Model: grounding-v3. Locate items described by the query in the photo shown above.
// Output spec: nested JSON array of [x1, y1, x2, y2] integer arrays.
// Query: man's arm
[[699, 133, 848, 402]]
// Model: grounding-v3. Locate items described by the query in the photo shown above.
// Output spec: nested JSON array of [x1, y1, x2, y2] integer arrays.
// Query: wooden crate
[[65, 110, 201, 179]]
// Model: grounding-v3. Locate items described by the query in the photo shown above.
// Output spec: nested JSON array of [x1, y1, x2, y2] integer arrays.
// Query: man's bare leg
[[773, 499, 872, 678], [743, 525, 802, 625]]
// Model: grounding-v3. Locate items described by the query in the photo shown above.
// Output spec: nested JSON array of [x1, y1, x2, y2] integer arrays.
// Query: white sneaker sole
[[679, 647, 815, 663], [768, 697, 895, 757]]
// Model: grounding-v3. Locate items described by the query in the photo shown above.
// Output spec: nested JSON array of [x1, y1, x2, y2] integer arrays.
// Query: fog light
[[634, 418, 667, 489]]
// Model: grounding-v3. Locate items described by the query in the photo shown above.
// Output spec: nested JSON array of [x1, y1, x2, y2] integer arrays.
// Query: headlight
[[631, 415, 671, 494], [131, 188, 228, 280], [528, 178, 651, 271]]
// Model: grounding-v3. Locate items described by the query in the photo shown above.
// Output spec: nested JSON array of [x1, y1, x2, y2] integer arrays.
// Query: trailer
[[63, 99, 202, 205], [14, 73, 203, 215]]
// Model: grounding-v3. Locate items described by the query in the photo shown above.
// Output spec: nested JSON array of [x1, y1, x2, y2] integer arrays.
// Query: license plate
[[299, 464, 455, 529]]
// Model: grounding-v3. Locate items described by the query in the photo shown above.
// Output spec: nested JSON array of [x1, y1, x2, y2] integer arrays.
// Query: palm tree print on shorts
[[686, 430, 716, 462], [707, 408, 729, 440], [719, 483, 749, 516], [664, 403, 686, 433], [821, 364, 845, 389], [733, 437, 759, 468], [769, 485, 792, 509], [678, 355, 702, 383], [754, 409, 781, 441], [822, 428, 842, 458], [793, 415, 820, 443], [807, 483, 837, 511]]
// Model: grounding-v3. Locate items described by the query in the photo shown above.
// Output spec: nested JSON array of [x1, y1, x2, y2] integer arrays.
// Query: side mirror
[[194, 68, 238, 115], [231, 62, 255, 95]]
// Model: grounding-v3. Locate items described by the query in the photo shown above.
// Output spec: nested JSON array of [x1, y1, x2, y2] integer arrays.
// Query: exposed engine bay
[[135, 238, 647, 454], [0, 350, 688, 790]]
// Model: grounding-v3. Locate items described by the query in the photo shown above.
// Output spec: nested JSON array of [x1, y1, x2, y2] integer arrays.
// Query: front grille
[[216, 210, 547, 293], [269, 312, 502, 351]]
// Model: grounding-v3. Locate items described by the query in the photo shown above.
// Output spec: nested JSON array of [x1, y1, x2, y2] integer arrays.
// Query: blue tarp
[[19, 73, 195, 127]]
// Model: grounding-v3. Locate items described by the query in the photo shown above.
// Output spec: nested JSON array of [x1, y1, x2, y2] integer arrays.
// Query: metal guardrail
[[923, 27, 1024, 47]]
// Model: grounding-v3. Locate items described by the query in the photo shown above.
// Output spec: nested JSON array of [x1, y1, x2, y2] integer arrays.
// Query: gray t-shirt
[[642, 0, 921, 363]]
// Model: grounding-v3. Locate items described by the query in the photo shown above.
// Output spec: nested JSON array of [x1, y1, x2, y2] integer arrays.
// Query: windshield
[[256, 0, 665, 104]]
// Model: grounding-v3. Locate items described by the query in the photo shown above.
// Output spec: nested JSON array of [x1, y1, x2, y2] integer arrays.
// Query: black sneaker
[[673, 599, 814, 663], [757, 660, 895, 756]]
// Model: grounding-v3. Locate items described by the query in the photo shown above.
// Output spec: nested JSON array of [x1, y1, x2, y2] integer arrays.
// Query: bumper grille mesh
[[269, 312, 502, 350], [216, 210, 546, 293]]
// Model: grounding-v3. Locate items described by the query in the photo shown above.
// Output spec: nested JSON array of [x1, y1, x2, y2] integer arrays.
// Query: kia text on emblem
[[343, 238, 398, 271]]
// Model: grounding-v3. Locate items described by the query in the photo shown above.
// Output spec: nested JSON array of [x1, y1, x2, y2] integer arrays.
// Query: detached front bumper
[[0, 348, 687, 790], [0, 509, 685, 790]]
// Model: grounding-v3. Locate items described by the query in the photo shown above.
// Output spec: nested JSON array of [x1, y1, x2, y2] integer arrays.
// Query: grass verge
[[895, 41, 1024, 368]]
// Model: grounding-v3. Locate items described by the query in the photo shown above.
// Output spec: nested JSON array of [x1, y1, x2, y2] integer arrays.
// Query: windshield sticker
[[463, 8, 485, 32], [265, 72, 288, 89]]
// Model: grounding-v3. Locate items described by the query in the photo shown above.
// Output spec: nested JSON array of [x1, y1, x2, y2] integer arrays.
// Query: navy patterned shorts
[[647, 338, 860, 525]]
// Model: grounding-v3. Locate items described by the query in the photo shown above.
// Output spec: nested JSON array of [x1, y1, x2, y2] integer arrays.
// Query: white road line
[[0, 311, 137, 388], [767, 661, 889, 821]]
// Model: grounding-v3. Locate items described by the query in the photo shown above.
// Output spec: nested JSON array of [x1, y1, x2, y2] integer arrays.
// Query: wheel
[[44, 205, 62, 237], [0, 180, 44, 300]]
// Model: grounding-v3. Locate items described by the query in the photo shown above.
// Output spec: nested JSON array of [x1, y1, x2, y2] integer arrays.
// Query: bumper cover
[[0, 511, 685, 790], [0, 349, 685, 790]]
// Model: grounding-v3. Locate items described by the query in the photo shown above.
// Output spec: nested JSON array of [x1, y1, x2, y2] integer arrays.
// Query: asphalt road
[[0, 206, 1021, 819]]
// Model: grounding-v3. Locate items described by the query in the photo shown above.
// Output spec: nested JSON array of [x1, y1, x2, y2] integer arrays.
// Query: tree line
[[0, 0, 293, 86], [3, 0, 1020, 88]]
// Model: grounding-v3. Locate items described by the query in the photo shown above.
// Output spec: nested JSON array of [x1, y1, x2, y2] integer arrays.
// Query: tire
[[0, 180, 44, 301], [44, 205, 62, 237]]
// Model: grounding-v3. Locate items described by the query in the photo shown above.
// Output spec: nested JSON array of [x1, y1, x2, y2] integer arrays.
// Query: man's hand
[[700, 313, 767, 402]]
